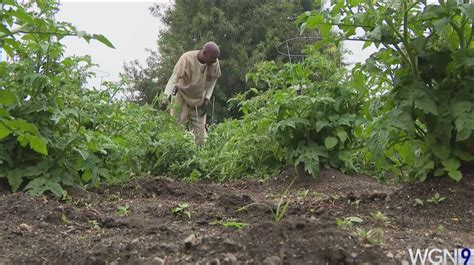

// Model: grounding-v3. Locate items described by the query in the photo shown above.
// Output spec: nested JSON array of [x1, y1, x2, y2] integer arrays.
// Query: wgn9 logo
[[407, 248, 473, 265]]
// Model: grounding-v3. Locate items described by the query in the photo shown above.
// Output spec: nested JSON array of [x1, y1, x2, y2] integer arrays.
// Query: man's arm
[[205, 78, 218, 100], [164, 71, 178, 98]]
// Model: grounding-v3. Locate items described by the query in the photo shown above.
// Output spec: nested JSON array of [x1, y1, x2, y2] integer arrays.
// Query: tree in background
[[122, 0, 318, 120]]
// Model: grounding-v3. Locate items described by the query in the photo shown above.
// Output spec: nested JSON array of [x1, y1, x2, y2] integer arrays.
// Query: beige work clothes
[[165, 50, 221, 145]]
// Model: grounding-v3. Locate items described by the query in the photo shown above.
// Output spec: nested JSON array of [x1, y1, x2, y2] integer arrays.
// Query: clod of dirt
[[144, 257, 165, 265], [184, 234, 200, 249], [223, 253, 237, 264], [19, 223, 33, 232], [223, 238, 242, 252], [217, 193, 254, 211], [262, 256, 281, 265]]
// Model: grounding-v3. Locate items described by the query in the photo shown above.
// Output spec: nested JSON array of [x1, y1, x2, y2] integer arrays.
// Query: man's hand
[[160, 96, 170, 111], [200, 98, 209, 116]]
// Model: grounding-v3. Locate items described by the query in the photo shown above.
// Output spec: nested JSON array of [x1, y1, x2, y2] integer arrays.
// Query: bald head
[[199, 41, 220, 65]]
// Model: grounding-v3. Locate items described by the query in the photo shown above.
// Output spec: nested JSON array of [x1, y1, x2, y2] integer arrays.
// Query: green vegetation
[[1, 0, 473, 196]]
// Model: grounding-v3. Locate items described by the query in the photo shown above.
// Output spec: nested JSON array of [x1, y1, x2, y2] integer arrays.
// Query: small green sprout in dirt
[[116, 204, 129, 217], [427, 193, 445, 205], [171, 203, 191, 219], [369, 211, 389, 227], [298, 189, 310, 198], [336, 216, 363, 229], [355, 227, 384, 246], [88, 220, 101, 231], [61, 192, 73, 203], [108, 192, 122, 202], [311, 191, 327, 202], [435, 224, 446, 235], [350, 199, 361, 208], [414, 198, 425, 207], [211, 218, 249, 229], [237, 177, 296, 223], [61, 213, 69, 225], [265, 192, 276, 199], [272, 194, 291, 223]]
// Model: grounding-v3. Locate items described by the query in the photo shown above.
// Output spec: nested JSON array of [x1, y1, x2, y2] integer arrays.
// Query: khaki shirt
[[164, 50, 221, 107]]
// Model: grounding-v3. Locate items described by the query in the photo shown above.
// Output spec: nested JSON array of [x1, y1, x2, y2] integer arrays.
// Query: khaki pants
[[170, 93, 207, 146]]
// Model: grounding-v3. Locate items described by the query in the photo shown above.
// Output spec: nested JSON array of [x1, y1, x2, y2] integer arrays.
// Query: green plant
[[116, 204, 129, 217], [211, 218, 249, 229], [298, 189, 310, 198], [88, 220, 101, 231], [427, 193, 446, 205], [369, 211, 390, 227], [414, 198, 425, 207], [244, 51, 365, 177], [237, 177, 296, 223], [355, 228, 384, 246], [336, 216, 364, 229], [171, 203, 191, 219], [303, 0, 474, 181], [435, 224, 446, 234]]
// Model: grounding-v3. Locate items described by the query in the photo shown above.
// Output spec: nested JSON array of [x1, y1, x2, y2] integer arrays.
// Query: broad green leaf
[[92, 34, 115, 49], [415, 96, 438, 115], [305, 14, 324, 29], [0, 122, 12, 139], [452, 101, 472, 117], [431, 142, 451, 160], [25, 177, 66, 197], [27, 135, 48, 155], [5, 119, 39, 134], [337, 131, 348, 144], [462, 4, 474, 21], [348, 216, 363, 223], [7, 171, 23, 192], [12, 9, 34, 24], [0, 90, 16, 106], [315, 120, 329, 132], [324, 136, 338, 149], [422, 5, 447, 19], [391, 110, 415, 136], [448, 170, 462, 182], [442, 158, 460, 172], [82, 169, 92, 182]]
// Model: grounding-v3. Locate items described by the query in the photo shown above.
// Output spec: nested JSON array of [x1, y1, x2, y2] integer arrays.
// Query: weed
[[117, 204, 130, 217], [414, 198, 424, 207], [237, 177, 296, 223], [369, 211, 389, 227], [171, 203, 191, 219], [298, 189, 310, 198], [427, 193, 445, 205], [336, 216, 363, 229], [88, 220, 101, 231], [354, 228, 384, 246], [211, 218, 249, 229]]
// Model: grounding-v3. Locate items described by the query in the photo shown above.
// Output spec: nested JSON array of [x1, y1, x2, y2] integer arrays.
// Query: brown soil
[[1, 169, 473, 264]]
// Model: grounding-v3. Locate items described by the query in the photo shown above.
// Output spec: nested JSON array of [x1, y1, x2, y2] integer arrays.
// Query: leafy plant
[[88, 220, 101, 231], [211, 218, 249, 229], [171, 203, 191, 219], [355, 227, 384, 246], [369, 211, 390, 227], [116, 204, 130, 217], [336, 216, 364, 229], [414, 198, 425, 207], [243, 52, 365, 177], [303, 0, 474, 181], [427, 193, 446, 205]]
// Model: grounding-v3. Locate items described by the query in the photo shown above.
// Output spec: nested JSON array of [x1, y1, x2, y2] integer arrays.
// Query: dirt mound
[[1, 170, 472, 264]]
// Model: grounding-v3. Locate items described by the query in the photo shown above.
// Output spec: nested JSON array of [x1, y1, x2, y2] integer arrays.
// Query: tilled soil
[[1, 169, 473, 264]]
